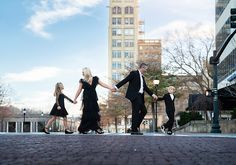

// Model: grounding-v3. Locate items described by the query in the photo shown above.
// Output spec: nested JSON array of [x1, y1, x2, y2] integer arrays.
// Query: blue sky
[[0, 0, 214, 116]]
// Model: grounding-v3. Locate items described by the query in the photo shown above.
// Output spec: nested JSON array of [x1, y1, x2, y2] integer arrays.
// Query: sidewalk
[[0, 133, 236, 165]]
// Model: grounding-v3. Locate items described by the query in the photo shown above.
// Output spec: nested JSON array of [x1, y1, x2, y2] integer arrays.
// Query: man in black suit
[[159, 86, 176, 135], [113, 63, 158, 135]]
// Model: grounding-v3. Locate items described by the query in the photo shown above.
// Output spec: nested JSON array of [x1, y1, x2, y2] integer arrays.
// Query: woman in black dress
[[74, 67, 114, 134], [43, 82, 75, 134]]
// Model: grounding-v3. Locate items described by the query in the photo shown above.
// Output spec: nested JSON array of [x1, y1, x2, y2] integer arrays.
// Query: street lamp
[[153, 80, 160, 132], [23, 108, 26, 123]]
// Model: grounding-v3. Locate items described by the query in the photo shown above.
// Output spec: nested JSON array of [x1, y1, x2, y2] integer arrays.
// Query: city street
[[0, 133, 236, 165]]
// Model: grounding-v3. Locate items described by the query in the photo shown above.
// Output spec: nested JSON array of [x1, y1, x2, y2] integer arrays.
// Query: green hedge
[[178, 112, 203, 126], [231, 108, 236, 119]]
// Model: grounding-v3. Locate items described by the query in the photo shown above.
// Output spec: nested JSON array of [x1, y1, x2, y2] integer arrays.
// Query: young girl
[[43, 82, 74, 134]]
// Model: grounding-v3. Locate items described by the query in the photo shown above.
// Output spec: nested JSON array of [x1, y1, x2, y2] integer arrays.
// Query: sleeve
[[64, 94, 74, 103], [158, 93, 167, 101], [94, 76, 99, 85], [116, 71, 135, 89], [79, 79, 84, 89]]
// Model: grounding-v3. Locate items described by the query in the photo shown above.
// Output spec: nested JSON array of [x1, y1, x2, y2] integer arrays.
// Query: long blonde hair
[[82, 67, 92, 81], [54, 82, 63, 104]]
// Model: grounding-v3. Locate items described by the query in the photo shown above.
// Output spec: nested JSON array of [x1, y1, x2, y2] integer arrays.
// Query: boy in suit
[[159, 86, 176, 135]]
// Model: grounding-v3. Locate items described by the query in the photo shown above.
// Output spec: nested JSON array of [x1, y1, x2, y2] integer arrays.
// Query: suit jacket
[[158, 93, 175, 111], [116, 70, 153, 102]]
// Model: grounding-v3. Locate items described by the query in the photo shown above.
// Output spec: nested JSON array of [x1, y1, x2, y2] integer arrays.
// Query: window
[[124, 62, 134, 69], [124, 28, 134, 36], [112, 72, 121, 81], [112, 62, 122, 69], [124, 17, 134, 25], [112, 28, 122, 36], [112, 50, 122, 58], [125, 6, 134, 14], [124, 51, 134, 58], [112, 6, 122, 14], [124, 39, 134, 47], [112, 17, 121, 25], [112, 39, 122, 47]]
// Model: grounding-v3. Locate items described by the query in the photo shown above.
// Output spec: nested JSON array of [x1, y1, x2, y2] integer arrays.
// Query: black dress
[[50, 93, 73, 117], [78, 76, 102, 132]]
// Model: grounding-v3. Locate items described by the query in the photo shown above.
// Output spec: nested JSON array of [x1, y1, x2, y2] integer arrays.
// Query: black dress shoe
[[127, 128, 132, 133], [95, 129, 104, 134], [43, 127, 50, 134], [131, 132, 143, 135], [130, 129, 143, 135], [79, 131, 88, 134], [65, 130, 73, 134]]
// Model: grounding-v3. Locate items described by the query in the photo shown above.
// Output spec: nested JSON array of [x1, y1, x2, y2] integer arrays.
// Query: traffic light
[[230, 8, 236, 28]]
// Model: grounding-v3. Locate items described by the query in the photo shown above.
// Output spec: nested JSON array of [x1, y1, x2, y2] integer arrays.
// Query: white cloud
[[25, 0, 103, 38], [3, 66, 61, 82], [146, 20, 214, 40]]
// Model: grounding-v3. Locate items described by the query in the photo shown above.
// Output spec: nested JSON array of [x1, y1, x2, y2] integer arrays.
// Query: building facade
[[216, 0, 236, 89], [108, 0, 139, 83], [138, 39, 162, 70], [215, 0, 236, 109]]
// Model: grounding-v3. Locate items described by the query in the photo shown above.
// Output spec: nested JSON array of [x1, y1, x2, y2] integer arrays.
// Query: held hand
[[73, 100, 77, 104], [111, 87, 117, 92], [57, 106, 61, 110], [152, 94, 158, 100]]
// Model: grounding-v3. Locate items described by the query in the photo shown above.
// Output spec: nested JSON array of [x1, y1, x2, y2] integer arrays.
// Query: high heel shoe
[[65, 129, 73, 134], [43, 127, 50, 134], [95, 129, 104, 134]]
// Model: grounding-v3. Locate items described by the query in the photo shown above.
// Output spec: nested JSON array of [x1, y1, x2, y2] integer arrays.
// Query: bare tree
[[163, 29, 215, 93]]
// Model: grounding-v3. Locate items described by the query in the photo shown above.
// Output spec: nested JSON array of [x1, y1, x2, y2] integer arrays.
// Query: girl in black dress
[[73, 67, 113, 134], [43, 82, 75, 134]]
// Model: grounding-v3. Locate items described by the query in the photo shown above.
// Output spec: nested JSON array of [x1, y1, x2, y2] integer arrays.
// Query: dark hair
[[139, 63, 148, 68]]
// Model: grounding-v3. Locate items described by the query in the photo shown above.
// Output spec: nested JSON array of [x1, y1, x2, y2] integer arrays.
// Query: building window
[[112, 50, 122, 58], [112, 72, 121, 81], [124, 62, 134, 69], [124, 39, 134, 47], [124, 28, 134, 36], [124, 51, 134, 58], [112, 62, 122, 69], [112, 28, 122, 36], [112, 6, 122, 14], [112, 17, 121, 25], [112, 39, 122, 47], [125, 6, 134, 14], [124, 17, 134, 25]]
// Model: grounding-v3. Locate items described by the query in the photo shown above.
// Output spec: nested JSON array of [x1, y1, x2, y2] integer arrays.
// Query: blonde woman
[[74, 67, 113, 134], [43, 82, 74, 134]]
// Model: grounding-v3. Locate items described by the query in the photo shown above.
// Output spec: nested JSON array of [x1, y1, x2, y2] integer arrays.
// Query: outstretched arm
[[64, 95, 74, 103], [98, 79, 113, 90], [74, 82, 83, 103]]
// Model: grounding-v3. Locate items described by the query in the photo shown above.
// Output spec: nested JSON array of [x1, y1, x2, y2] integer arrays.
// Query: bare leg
[[63, 117, 73, 134], [63, 117, 68, 130], [45, 116, 57, 128]]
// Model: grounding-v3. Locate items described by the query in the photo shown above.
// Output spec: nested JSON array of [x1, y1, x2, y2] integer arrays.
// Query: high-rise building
[[108, 0, 139, 84], [215, 0, 236, 109]]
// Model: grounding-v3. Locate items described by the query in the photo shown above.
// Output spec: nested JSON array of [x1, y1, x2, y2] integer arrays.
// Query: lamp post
[[23, 108, 26, 123], [210, 51, 221, 133], [153, 80, 160, 132]]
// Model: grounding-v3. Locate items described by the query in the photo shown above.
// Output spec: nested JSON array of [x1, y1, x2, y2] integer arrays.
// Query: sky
[[0, 0, 215, 116]]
